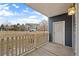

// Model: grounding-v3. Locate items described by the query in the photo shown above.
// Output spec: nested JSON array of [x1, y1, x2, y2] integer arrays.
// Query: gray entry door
[[53, 21, 65, 45]]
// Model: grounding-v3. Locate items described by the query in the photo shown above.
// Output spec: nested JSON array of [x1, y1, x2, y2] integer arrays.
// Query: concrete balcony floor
[[26, 42, 74, 56]]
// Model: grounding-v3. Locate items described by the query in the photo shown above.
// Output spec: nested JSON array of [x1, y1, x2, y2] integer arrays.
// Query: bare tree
[[0, 24, 5, 31], [37, 20, 48, 31]]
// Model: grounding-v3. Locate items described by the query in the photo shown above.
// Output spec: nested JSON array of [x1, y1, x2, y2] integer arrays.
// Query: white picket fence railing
[[0, 31, 48, 56]]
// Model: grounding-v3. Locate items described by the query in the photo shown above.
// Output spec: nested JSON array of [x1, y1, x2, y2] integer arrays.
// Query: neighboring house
[[37, 20, 48, 31], [25, 23, 38, 32]]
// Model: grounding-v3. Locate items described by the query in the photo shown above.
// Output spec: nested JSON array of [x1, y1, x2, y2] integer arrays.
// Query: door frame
[[52, 21, 65, 46]]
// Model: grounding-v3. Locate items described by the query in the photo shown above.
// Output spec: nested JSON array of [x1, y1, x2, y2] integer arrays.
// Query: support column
[[75, 3, 79, 56], [48, 17, 53, 42]]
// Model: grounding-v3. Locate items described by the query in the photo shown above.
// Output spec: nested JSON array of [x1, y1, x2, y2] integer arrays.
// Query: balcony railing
[[0, 31, 48, 56]]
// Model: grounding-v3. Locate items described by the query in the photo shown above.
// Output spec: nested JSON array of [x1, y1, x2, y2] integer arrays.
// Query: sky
[[0, 3, 48, 25]]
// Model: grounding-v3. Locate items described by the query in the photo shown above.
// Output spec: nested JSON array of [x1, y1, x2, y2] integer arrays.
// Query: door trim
[[52, 21, 65, 46]]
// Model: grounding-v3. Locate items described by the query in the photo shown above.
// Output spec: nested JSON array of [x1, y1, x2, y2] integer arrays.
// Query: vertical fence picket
[[17, 36, 19, 55], [11, 37, 14, 56], [31, 35, 32, 49], [29, 34, 31, 50], [24, 35, 26, 52], [31, 34, 33, 49], [4, 37, 7, 56], [25, 35, 28, 52], [34, 33, 37, 48], [27, 35, 29, 51], [21, 36, 23, 54], [12, 37, 16, 56], [22, 35, 24, 54], [15, 36, 17, 56], [27, 35, 30, 51], [0, 38, 1, 56], [9, 37, 12, 56], [1, 38, 4, 56], [30, 34, 32, 50], [21, 36, 22, 54], [6, 37, 9, 56], [19, 36, 21, 55]]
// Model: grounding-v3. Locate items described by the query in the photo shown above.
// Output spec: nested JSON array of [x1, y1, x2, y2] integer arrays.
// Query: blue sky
[[0, 3, 48, 25]]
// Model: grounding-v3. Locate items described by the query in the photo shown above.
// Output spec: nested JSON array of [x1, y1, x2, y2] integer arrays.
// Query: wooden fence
[[0, 31, 48, 56]]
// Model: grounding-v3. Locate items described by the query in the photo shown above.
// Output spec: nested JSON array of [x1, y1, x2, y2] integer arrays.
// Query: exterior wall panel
[[49, 13, 72, 47]]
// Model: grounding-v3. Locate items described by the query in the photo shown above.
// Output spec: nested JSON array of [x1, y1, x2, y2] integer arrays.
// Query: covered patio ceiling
[[26, 3, 72, 17]]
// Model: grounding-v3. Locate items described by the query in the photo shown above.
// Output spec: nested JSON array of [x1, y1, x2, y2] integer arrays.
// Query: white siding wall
[[75, 4, 79, 56]]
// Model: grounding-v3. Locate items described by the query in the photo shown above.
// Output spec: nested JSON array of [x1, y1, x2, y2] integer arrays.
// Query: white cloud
[[42, 15, 48, 21], [31, 11, 48, 21], [0, 17, 3, 19], [0, 4, 9, 10], [9, 18, 41, 25], [33, 11, 42, 15], [0, 4, 14, 16], [0, 4, 8, 8], [33, 11, 48, 21], [23, 10, 28, 13], [20, 18, 40, 24], [12, 4, 19, 8], [23, 8, 29, 13], [28, 15, 37, 19], [0, 17, 8, 25], [32, 11, 48, 20], [13, 12, 17, 15], [4, 6, 10, 10], [0, 10, 14, 16]]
